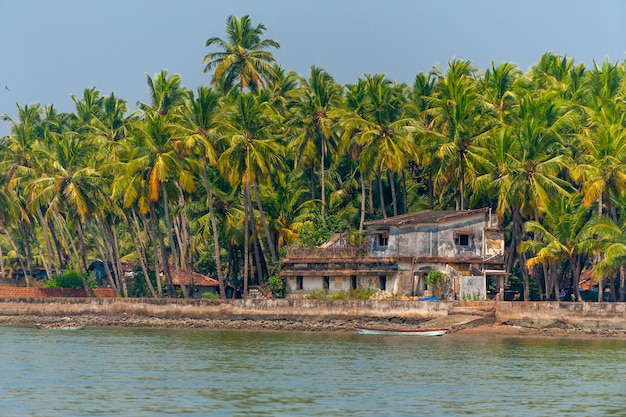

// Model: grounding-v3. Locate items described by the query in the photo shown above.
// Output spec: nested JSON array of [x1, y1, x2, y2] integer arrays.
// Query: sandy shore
[[2, 313, 626, 338]]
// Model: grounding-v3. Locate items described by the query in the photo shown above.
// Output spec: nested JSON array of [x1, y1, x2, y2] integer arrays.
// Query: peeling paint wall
[[368, 213, 490, 259], [458, 276, 486, 300], [285, 274, 397, 295]]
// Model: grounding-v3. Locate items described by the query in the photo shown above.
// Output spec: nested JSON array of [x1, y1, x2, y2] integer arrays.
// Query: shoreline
[[3, 313, 626, 339]]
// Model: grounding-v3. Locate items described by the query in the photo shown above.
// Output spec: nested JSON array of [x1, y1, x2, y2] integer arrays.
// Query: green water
[[0, 326, 624, 416]]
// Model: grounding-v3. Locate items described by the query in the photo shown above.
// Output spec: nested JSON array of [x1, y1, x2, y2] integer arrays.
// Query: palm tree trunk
[[253, 181, 278, 265], [252, 235, 264, 285], [378, 168, 387, 219], [619, 265, 625, 302], [56, 215, 89, 295], [3, 222, 29, 287], [520, 251, 531, 301], [310, 168, 316, 200], [161, 185, 188, 298], [172, 210, 194, 295], [459, 154, 466, 211], [75, 221, 89, 270], [201, 156, 226, 299], [551, 263, 560, 301], [18, 222, 33, 279], [150, 203, 172, 297], [359, 171, 366, 235], [402, 170, 407, 215], [428, 172, 434, 209], [243, 184, 251, 297], [573, 255, 583, 302], [125, 211, 157, 297], [107, 222, 128, 298], [35, 207, 54, 280], [608, 272, 617, 302], [388, 170, 398, 216], [321, 138, 326, 220], [145, 207, 163, 296], [368, 178, 374, 216], [86, 219, 119, 295], [48, 219, 65, 274]]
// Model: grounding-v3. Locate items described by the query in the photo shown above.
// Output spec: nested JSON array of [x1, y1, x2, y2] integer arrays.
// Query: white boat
[[35, 323, 86, 330], [356, 327, 446, 336]]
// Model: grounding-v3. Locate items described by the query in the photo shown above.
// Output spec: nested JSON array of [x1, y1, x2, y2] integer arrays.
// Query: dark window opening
[[351, 275, 357, 290], [374, 230, 390, 247], [379, 275, 387, 291], [296, 276, 303, 290], [454, 230, 473, 247], [323, 276, 330, 290]]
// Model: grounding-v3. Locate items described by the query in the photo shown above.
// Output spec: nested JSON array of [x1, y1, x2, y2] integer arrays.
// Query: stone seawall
[[0, 297, 451, 321], [495, 301, 626, 329], [0, 298, 624, 330]]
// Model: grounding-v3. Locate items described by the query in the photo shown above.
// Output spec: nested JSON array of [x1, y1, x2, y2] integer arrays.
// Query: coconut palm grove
[[2, 15, 626, 302]]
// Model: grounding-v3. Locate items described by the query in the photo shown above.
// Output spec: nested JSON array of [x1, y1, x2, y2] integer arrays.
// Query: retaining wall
[[0, 296, 624, 329], [0, 287, 115, 298], [0, 297, 451, 321], [495, 301, 626, 329]]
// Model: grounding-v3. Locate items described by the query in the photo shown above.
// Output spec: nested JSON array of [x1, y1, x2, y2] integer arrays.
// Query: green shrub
[[348, 288, 377, 300], [307, 289, 328, 300], [202, 292, 220, 300], [462, 292, 484, 301], [45, 270, 85, 289], [425, 270, 449, 299], [267, 274, 285, 298], [328, 290, 347, 300]]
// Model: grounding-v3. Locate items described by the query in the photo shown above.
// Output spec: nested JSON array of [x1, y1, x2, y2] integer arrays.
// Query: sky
[[1, 0, 626, 137]]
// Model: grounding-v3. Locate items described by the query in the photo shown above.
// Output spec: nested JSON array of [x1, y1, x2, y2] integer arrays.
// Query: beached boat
[[35, 323, 86, 330], [356, 327, 446, 336]]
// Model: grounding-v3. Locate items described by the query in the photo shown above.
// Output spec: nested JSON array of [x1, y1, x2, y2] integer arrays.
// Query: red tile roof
[[170, 270, 219, 287]]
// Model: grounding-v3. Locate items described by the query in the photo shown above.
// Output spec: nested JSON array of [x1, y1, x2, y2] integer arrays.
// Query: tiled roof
[[170, 270, 219, 287], [364, 208, 489, 228]]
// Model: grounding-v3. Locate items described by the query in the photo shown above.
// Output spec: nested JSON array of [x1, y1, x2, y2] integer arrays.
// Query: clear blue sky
[[1, 0, 626, 136]]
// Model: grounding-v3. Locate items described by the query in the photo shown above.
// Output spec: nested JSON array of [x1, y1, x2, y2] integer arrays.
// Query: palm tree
[[481, 61, 522, 124], [424, 59, 489, 210], [27, 130, 108, 294], [521, 194, 595, 301], [140, 70, 186, 115], [176, 86, 228, 298], [338, 74, 415, 218], [289, 66, 343, 219], [203, 15, 280, 92], [571, 59, 626, 220], [217, 91, 283, 294], [1, 103, 48, 285], [590, 213, 626, 302], [472, 89, 576, 300]]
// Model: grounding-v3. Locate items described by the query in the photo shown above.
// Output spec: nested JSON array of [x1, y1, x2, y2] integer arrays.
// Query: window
[[323, 276, 330, 290], [379, 275, 387, 291], [350, 275, 357, 290], [296, 276, 303, 290], [453, 230, 473, 247], [375, 230, 389, 247]]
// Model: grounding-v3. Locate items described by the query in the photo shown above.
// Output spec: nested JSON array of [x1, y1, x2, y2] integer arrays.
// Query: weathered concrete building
[[280, 208, 507, 300]]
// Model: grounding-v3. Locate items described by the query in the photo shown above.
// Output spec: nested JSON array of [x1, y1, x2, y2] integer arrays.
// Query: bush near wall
[[0, 286, 115, 298]]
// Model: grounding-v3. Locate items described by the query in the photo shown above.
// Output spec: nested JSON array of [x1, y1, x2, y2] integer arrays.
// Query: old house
[[280, 208, 507, 300]]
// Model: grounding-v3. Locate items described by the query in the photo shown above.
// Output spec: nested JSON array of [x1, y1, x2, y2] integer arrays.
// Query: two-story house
[[280, 208, 507, 300]]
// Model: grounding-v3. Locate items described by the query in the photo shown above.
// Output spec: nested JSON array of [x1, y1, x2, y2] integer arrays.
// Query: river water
[[0, 326, 624, 416]]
